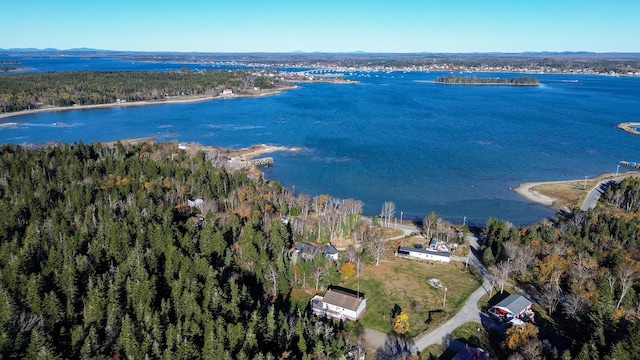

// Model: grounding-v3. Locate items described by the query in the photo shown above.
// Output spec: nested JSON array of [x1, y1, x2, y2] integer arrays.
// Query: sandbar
[[513, 180, 571, 208], [618, 122, 640, 136]]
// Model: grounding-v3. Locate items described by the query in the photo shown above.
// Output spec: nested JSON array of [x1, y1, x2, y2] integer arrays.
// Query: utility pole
[[443, 286, 448, 310]]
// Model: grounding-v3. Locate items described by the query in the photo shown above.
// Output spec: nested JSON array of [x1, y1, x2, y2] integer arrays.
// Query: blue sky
[[2, 0, 638, 53]]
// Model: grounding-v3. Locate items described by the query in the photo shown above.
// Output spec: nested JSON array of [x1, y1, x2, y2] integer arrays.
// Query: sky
[[1, 0, 638, 53]]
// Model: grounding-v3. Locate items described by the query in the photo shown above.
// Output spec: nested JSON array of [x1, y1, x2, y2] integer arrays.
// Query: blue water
[[2, 56, 640, 226]]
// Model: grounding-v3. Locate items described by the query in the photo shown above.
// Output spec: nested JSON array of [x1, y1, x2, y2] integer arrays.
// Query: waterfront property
[[396, 246, 451, 263], [293, 242, 340, 262], [310, 287, 366, 321], [488, 294, 535, 323]]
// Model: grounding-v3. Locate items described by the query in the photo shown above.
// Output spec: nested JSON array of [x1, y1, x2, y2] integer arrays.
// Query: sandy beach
[[513, 180, 573, 208], [513, 171, 640, 210]]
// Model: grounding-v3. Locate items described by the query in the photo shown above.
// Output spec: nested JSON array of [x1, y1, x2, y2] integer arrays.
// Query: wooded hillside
[[0, 141, 366, 359], [0, 70, 277, 113], [480, 177, 640, 359]]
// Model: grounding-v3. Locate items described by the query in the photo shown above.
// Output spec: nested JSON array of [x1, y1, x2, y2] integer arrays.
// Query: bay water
[[2, 55, 640, 225]]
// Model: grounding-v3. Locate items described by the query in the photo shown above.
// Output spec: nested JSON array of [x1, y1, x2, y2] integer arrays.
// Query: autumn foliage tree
[[504, 323, 539, 352], [392, 312, 411, 335], [339, 262, 356, 278]]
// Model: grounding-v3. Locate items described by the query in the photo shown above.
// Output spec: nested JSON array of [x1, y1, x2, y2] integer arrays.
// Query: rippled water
[[2, 57, 640, 225]]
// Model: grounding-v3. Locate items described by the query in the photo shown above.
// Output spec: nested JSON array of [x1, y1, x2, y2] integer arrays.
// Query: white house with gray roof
[[310, 287, 366, 321]]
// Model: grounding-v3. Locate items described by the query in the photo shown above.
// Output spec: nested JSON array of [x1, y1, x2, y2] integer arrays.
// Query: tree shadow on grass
[[375, 334, 418, 360]]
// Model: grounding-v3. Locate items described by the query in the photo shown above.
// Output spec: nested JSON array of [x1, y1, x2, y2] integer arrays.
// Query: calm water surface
[[2, 56, 640, 225]]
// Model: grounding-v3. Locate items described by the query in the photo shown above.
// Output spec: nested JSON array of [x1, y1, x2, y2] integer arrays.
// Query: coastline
[[0, 85, 297, 122], [513, 180, 572, 208], [513, 172, 640, 210]]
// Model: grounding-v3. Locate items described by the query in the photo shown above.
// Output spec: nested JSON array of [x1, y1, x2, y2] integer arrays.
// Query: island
[[435, 74, 540, 86]]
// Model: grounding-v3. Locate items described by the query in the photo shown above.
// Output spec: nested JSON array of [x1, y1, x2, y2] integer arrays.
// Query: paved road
[[363, 232, 493, 355], [581, 174, 637, 210]]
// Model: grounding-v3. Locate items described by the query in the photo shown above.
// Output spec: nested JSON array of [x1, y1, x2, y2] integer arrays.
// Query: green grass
[[451, 322, 491, 350], [341, 256, 481, 338], [290, 288, 314, 311]]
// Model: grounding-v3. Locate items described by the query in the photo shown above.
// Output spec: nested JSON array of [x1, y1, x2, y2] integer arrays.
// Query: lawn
[[342, 255, 481, 338]]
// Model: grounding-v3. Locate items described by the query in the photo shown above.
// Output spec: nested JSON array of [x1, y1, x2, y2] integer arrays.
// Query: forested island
[[435, 75, 540, 86], [0, 70, 282, 114]]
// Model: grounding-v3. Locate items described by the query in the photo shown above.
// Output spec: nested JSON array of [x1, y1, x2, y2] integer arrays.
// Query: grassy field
[[529, 171, 639, 210], [342, 255, 481, 338]]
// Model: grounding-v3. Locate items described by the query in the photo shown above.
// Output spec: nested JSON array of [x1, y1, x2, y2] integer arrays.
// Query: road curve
[[581, 174, 638, 210], [364, 233, 492, 354]]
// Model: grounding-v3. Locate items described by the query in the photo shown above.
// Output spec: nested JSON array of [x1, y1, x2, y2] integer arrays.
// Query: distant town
[[2, 49, 640, 76]]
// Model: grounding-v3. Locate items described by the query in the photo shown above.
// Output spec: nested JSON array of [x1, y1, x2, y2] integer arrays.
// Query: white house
[[396, 246, 451, 263], [310, 287, 366, 321], [320, 244, 339, 261]]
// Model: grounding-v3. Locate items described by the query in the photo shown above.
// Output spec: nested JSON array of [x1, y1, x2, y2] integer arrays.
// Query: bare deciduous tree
[[562, 292, 589, 319], [364, 225, 387, 266], [423, 212, 438, 239], [265, 264, 279, 298], [380, 201, 395, 227], [540, 282, 562, 315], [496, 260, 514, 294], [616, 263, 637, 309]]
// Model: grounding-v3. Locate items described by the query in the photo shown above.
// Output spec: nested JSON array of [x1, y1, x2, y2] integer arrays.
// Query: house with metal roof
[[310, 287, 366, 321], [488, 294, 534, 322], [396, 246, 451, 263]]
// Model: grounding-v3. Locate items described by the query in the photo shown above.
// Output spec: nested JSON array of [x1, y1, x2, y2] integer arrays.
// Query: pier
[[619, 161, 640, 170]]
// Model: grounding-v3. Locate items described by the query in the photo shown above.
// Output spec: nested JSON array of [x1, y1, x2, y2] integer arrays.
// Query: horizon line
[[2, 48, 640, 56]]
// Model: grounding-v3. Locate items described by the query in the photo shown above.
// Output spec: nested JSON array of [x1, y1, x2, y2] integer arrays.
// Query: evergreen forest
[[4, 139, 640, 359], [0, 70, 277, 113], [0, 142, 362, 359], [479, 176, 640, 359], [435, 75, 539, 85]]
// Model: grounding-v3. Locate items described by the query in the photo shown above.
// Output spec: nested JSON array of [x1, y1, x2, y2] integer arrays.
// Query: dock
[[619, 161, 640, 170]]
